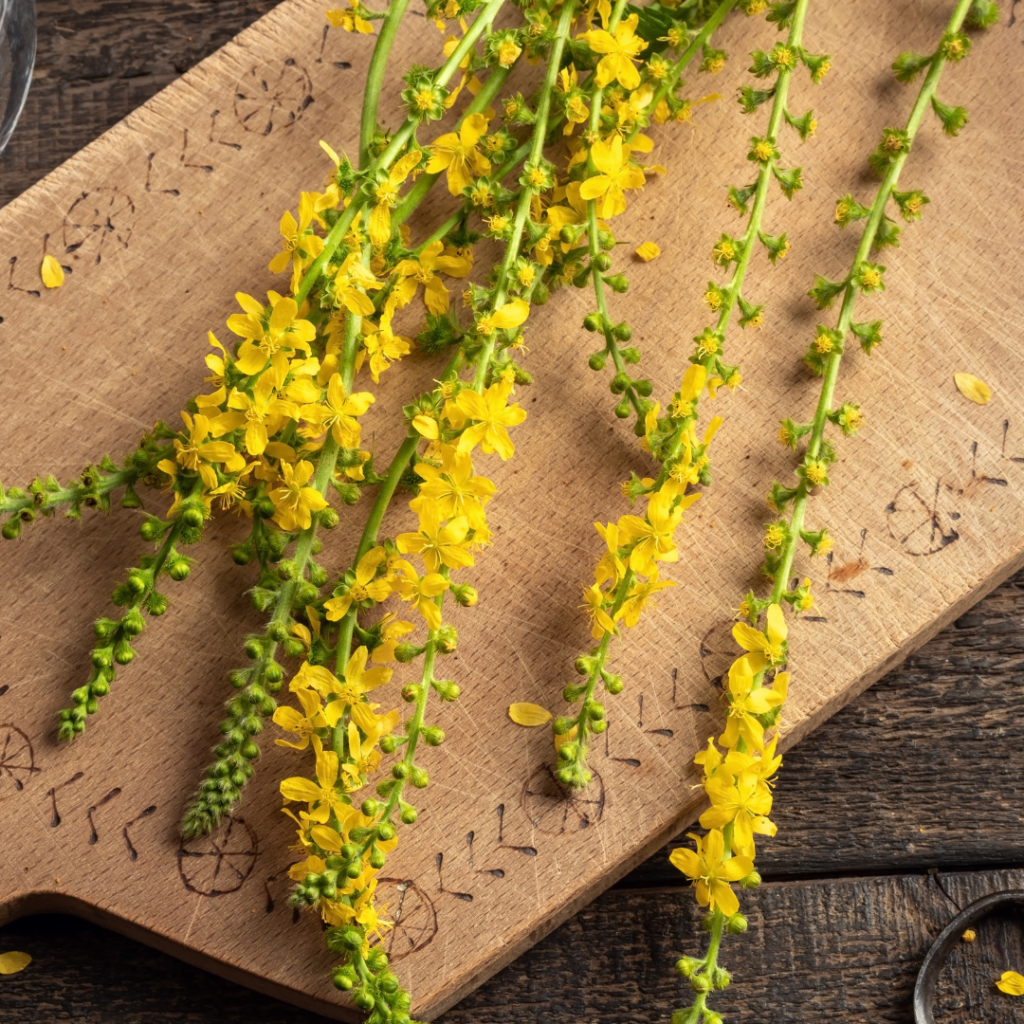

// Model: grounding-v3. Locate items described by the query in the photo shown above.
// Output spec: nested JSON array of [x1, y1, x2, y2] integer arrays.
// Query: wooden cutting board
[[1, 1, 1022, 1019]]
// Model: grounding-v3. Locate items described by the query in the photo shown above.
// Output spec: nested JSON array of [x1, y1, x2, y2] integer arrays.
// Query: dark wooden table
[[3, 3, 1023, 1021]]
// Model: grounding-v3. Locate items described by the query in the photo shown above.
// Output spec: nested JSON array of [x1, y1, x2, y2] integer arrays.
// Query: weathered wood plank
[[4, 867, 1024, 1023], [1, 1, 273, 208], [624, 566, 1024, 888], [2, 2, 1024, 1024]]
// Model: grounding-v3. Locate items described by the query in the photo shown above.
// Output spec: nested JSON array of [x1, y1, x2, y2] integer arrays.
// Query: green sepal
[[967, 0, 999, 29], [834, 193, 870, 227], [738, 84, 776, 115], [891, 50, 933, 83], [727, 182, 759, 216], [771, 164, 803, 199], [931, 95, 969, 137], [737, 293, 764, 328], [893, 189, 930, 222], [766, 1, 798, 29], [758, 230, 790, 264], [807, 274, 847, 310], [851, 319, 883, 354], [873, 215, 902, 252], [784, 107, 815, 142]]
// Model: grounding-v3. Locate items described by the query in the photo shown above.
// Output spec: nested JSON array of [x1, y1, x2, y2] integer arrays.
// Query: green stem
[[625, 0, 737, 146], [770, 0, 971, 604], [359, 0, 414, 167], [392, 65, 514, 231], [471, 0, 577, 389], [294, 0, 509, 306]]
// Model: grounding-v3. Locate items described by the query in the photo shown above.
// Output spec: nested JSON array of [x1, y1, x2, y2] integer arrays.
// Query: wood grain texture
[[2, 1, 1023, 1021], [3, 867, 1024, 1023]]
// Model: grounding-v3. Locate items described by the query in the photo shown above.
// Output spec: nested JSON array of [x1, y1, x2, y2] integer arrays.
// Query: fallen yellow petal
[[635, 241, 661, 262], [41, 255, 64, 289], [0, 951, 31, 975], [508, 702, 553, 727], [954, 371, 991, 405], [997, 971, 1024, 996]]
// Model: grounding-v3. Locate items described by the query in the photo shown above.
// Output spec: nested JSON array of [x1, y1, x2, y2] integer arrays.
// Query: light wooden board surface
[[1, 1, 1022, 1019]]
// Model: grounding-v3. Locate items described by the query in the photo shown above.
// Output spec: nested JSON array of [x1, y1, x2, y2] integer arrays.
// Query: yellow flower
[[700, 771, 776, 854], [324, 547, 391, 621], [218, 369, 299, 457], [326, 0, 373, 33], [300, 372, 375, 449], [668, 829, 752, 917], [368, 150, 421, 248], [268, 459, 328, 531], [279, 748, 348, 823], [227, 293, 316, 378], [454, 379, 528, 461], [332, 251, 384, 317], [195, 332, 228, 410], [393, 239, 471, 315], [615, 571, 676, 628], [593, 521, 626, 586], [268, 193, 325, 293], [371, 614, 416, 663], [426, 112, 492, 196], [363, 310, 412, 384], [173, 411, 240, 490], [617, 490, 699, 576], [581, 583, 616, 638], [273, 687, 327, 750], [578, 135, 646, 218], [579, 13, 648, 90], [720, 658, 788, 751], [410, 443, 495, 530], [391, 565, 450, 631], [732, 603, 788, 674], [397, 505, 475, 573]]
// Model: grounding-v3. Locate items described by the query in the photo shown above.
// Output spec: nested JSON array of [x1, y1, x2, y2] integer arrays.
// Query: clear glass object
[[0, 0, 36, 156]]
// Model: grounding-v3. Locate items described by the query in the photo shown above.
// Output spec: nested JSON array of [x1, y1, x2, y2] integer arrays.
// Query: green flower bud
[[740, 870, 762, 889], [379, 734, 399, 754], [244, 638, 263, 660], [422, 726, 445, 746], [168, 558, 191, 581], [122, 608, 145, 636], [369, 847, 386, 869], [690, 974, 711, 994], [113, 638, 135, 665], [588, 352, 607, 371], [726, 912, 748, 935], [401, 683, 420, 703], [392, 762, 410, 780], [411, 766, 429, 789], [400, 805, 418, 824]]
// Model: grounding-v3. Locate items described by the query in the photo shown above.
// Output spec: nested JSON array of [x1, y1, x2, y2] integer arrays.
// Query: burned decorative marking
[[63, 188, 135, 265], [521, 765, 605, 835], [495, 803, 538, 854], [885, 480, 960, 556], [86, 787, 122, 845], [434, 852, 473, 902], [233, 61, 313, 134], [0, 723, 38, 793], [178, 815, 258, 896], [122, 804, 157, 861], [465, 832, 504, 878], [47, 771, 84, 827], [371, 879, 437, 961]]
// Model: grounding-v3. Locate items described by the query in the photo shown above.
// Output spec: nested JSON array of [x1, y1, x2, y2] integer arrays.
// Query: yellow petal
[[954, 371, 991, 405], [508, 702, 553, 727], [491, 299, 529, 330], [997, 971, 1024, 996], [0, 951, 31, 975], [635, 241, 661, 262], [41, 255, 64, 289]]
